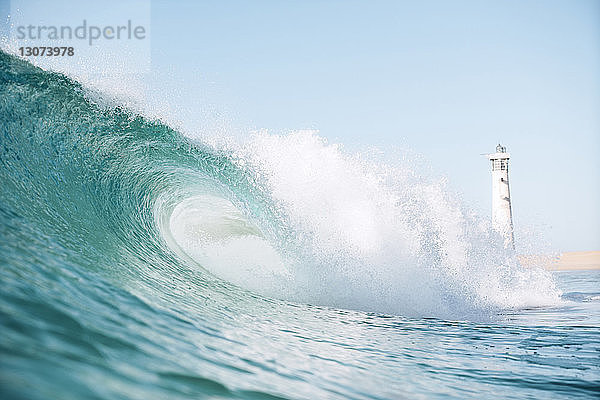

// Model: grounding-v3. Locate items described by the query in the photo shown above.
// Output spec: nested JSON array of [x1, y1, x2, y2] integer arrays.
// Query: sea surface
[[1, 51, 599, 399]]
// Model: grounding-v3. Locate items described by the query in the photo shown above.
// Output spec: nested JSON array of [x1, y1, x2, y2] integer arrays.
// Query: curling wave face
[[0, 50, 559, 321]]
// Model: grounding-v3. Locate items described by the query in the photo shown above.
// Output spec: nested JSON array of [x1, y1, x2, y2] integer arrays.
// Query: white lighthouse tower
[[486, 144, 514, 248]]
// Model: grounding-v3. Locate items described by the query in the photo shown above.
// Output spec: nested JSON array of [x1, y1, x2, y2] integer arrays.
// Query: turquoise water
[[1, 51, 599, 399]]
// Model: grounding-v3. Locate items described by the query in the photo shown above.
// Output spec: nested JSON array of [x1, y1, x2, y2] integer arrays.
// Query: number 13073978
[[19, 47, 74, 56]]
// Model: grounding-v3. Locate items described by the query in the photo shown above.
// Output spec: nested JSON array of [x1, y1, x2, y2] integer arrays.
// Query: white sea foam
[[165, 130, 561, 319]]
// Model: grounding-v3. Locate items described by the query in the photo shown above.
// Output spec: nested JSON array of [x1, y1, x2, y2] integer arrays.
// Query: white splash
[[166, 130, 561, 319]]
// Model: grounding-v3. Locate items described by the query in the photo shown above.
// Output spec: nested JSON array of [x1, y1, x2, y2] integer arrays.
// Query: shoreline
[[519, 251, 600, 271]]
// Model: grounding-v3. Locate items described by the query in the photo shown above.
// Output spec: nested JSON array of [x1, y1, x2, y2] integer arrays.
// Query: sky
[[2, 0, 599, 251]]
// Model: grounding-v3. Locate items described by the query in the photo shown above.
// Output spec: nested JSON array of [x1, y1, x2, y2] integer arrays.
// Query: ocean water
[[1, 51, 599, 399]]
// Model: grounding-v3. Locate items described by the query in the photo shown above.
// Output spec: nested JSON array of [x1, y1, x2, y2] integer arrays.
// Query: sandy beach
[[519, 251, 600, 271]]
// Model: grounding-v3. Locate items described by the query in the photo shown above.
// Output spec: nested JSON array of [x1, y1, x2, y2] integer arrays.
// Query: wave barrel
[[486, 144, 514, 249]]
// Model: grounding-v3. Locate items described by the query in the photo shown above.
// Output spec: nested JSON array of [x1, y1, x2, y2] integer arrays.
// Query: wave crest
[[162, 131, 561, 319]]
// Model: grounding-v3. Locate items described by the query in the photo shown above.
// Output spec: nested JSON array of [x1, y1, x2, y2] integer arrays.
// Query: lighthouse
[[486, 144, 514, 248]]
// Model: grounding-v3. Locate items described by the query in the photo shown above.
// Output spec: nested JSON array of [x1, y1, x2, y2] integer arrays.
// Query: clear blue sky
[[3, 0, 599, 251]]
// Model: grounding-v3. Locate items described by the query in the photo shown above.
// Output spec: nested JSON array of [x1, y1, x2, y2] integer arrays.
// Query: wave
[[0, 50, 560, 320]]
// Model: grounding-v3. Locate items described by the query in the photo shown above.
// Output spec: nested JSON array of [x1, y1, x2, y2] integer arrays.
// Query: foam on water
[[163, 130, 561, 319]]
